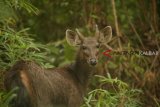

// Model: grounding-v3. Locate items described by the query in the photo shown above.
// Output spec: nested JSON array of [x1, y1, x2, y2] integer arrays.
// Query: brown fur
[[5, 56, 93, 107], [4, 26, 112, 107]]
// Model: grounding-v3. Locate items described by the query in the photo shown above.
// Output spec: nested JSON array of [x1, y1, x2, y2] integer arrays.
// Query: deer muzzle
[[89, 58, 97, 66]]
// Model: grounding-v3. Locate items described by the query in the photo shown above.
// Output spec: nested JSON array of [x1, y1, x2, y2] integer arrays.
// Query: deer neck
[[71, 50, 94, 90]]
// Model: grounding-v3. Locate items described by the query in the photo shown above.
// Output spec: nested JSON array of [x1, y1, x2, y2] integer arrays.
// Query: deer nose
[[89, 58, 97, 66]]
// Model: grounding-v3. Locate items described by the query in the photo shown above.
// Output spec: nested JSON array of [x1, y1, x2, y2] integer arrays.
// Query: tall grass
[[82, 74, 142, 107]]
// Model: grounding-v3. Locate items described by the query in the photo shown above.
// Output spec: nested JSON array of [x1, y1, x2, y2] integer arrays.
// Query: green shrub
[[0, 27, 54, 70], [0, 87, 18, 107], [82, 74, 142, 107]]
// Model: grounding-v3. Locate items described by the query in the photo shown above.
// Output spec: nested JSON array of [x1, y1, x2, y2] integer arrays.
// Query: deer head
[[66, 25, 112, 66]]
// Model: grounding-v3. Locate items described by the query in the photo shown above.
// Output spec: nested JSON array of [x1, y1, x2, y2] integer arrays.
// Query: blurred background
[[0, 0, 160, 107]]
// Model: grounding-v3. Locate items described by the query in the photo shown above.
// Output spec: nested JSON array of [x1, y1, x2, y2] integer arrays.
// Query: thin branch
[[151, 0, 158, 32], [111, 0, 122, 51], [129, 21, 145, 48]]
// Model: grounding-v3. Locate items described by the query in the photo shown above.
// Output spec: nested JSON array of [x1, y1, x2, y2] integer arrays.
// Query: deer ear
[[66, 29, 81, 46], [99, 26, 112, 43]]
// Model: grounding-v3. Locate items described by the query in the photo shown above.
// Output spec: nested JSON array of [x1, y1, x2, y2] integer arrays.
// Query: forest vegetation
[[0, 0, 160, 107]]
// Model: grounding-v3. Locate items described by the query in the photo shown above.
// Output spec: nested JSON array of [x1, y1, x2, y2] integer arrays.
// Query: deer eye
[[82, 46, 87, 50], [96, 44, 100, 48]]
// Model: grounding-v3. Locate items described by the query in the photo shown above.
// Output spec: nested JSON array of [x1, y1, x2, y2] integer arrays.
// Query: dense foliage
[[0, 0, 160, 107]]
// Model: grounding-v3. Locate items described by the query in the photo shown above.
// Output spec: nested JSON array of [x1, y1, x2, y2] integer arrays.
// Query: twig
[[149, 49, 160, 71], [129, 21, 145, 48], [111, 0, 122, 51]]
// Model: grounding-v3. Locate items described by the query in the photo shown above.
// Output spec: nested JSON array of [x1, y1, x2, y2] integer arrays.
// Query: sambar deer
[[4, 25, 112, 107]]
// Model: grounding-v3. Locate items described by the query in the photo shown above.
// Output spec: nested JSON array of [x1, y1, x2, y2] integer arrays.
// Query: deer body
[[5, 60, 90, 107], [4, 26, 112, 107]]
